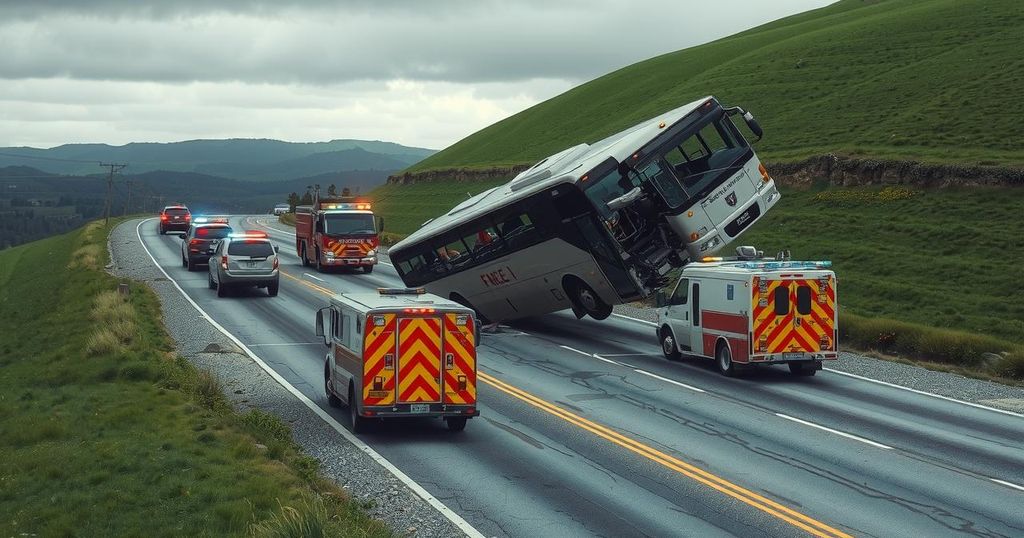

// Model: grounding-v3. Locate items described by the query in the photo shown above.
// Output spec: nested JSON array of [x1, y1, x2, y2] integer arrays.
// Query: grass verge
[[279, 213, 296, 227], [0, 219, 390, 537]]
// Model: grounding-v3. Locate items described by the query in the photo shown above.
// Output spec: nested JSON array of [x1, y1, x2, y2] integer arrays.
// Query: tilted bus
[[389, 96, 781, 323]]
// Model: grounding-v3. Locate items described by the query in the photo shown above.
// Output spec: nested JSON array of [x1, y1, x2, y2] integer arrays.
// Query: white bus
[[389, 96, 781, 322]]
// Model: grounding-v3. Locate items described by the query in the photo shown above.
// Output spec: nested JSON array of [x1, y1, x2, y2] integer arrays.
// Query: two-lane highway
[[136, 216, 1024, 537]]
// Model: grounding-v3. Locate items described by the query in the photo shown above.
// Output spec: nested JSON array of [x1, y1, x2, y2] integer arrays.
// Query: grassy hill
[[410, 0, 1024, 172]]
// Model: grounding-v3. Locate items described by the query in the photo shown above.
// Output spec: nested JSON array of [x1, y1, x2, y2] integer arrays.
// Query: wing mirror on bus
[[606, 186, 643, 211], [654, 290, 667, 308], [315, 307, 330, 347], [743, 112, 763, 142]]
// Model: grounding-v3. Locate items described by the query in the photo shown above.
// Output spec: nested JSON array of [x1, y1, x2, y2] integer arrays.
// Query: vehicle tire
[[325, 361, 342, 408], [217, 281, 228, 298], [267, 280, 279, 297], [789, 361, 818, 377], [207, 273, 216, 290], [363, 264, 374, 274], [660, 327, 682, 361], [349, 385, 369, 433], [568, 279, 612, 320], [300, 244, 310, 267], [181, 254, 187, 268], [445, 417, 468, 432], [159, 227, 166, 235], [186, 258, 196, 272], [716, 341, 736, 377]]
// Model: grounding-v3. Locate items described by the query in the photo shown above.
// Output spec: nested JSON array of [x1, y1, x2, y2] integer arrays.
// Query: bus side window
[[463, 227, 503, 264], [499, 213, 537, 250], [442, 238, 471, 266]]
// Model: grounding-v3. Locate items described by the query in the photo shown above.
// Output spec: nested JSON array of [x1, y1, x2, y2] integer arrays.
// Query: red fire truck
[[295, 194, 384, 273]]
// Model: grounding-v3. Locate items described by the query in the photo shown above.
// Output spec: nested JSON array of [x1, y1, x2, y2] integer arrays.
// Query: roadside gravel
[[108, 218, 468, 538], [614, 304, 1024, 412]]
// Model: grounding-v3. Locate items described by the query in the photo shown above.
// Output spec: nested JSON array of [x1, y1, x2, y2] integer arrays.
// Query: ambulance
[[655, 247, 837, 376], [317, 288, 480, 432]]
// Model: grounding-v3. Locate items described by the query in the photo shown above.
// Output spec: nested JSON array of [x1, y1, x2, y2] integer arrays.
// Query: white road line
[[304, 272, 327, 283], [990, 478, 1024, 492], [612, 313, 658, 326], [824, 368, 1024, 419], [560, 345, 622, 366], [134, 218, 484, 538], [775, 413, 893, 450], [246, 342, 324, 347], [633, 369, 706, 393], [602, 353, 657, 357]]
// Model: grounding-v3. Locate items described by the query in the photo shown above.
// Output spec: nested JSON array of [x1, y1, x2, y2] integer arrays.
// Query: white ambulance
[[655, 247, 838, 376], [316, 287, 480, 432]]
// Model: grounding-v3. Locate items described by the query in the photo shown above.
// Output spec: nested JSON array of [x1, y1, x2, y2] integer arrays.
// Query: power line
[[101, 162, 128, 225]]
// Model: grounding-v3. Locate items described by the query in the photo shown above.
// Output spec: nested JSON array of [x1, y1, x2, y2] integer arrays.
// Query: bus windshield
[[324, 213, 375, 235], [640, 112, 750, 208]]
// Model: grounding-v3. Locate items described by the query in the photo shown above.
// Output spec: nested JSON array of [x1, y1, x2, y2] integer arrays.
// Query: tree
[[341, 187, 351, 197], [327, 184, 337, 196], [300, 191, 313, 205], [287, 192, 300, 212]]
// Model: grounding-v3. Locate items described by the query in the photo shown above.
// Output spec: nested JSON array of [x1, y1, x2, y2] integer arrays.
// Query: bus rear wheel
[[569, 280, 612, 320]]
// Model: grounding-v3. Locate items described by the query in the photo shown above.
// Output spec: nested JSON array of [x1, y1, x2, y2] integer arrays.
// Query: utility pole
[[123, 180, 133, 216], [100, 162, 127, 225]]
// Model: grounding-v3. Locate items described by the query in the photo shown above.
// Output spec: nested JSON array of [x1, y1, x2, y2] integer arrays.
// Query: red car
[[159, 205, 191, 234]]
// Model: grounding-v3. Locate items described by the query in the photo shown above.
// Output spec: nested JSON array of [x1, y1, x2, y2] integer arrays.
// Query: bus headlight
[[766, 187, 779, 204], [700, 235, 723, 252]]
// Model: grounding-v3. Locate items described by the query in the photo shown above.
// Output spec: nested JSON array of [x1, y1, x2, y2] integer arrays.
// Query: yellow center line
[[275, 268, 850, 537], [478, 371, 852, 538]]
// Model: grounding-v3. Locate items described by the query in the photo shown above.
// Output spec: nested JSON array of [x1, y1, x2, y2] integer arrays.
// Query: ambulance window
[[796, 286, 812, 315], [727, 284, 734, 301], [773, 286, 789, 316], [341, 312, 354, 350], [670, 278, 689, 305], [332, 309, 342, 340]]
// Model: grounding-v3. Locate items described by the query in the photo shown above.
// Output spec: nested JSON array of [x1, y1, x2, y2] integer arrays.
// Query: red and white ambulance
[[317, 287, 480, 432], [656, 247, 838, 376]]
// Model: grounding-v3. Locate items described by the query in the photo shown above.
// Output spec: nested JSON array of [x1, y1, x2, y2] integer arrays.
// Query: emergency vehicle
[[656, 247, 837, 377], [317, 288, 480, 433], [295, 193, 383, 273]]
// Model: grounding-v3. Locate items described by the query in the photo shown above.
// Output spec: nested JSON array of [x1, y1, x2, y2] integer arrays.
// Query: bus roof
[[392, 96, 715, 253]]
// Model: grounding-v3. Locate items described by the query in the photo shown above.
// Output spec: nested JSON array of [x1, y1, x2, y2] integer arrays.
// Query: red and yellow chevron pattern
[[362, 313, 396, 406], [324, 237, 378, 258], [752, 276, 836, 354], [443, 313, 476, 405], [397, 318, 442, 403]]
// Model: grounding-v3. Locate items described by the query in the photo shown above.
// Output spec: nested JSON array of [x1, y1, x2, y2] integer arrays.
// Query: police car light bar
[[193, 216, 230, 224], [228, 231, 268, 239]]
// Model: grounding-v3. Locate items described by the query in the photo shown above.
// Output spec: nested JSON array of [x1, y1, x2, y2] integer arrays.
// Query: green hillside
[[410, 0, 1024, 172]]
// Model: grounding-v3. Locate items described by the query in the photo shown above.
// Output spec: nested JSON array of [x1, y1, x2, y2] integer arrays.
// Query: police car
[[207, 231, 281, 297], [180, 217, 232, 271]]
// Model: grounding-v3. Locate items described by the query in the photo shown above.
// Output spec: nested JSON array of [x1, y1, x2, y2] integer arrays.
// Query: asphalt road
[[140, 216, 1024, 538]]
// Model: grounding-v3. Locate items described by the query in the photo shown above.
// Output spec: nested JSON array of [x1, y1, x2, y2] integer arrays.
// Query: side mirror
[[654, 291, 667, 308], [377, 216, 385, 233], [315, 307, 330, 347], [606, 186, 643, 211], [742, 111, 763, 142], [273, 245, 280, 254]]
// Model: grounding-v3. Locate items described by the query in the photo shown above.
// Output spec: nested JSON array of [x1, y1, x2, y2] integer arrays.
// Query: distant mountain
[[0, 138, 435, 181]]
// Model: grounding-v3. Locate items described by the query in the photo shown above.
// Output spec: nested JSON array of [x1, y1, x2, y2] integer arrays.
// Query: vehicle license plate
[[410, 404, 430, 414], [245, 261, 256, 268], [783, 352, 806, 360]]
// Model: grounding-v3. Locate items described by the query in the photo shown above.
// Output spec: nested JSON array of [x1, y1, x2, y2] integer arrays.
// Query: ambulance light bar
[[738, 260, 832, 270], [193, 216, 230, 224], [378, 287, 425, 295]]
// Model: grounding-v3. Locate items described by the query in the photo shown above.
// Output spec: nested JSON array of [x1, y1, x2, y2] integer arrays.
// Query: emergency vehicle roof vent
[[735, 245, 758, 260], [378, 287, 425, 295]]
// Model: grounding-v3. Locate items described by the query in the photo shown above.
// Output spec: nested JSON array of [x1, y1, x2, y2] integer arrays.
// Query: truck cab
[[295, 195, 384, 273], [317, 287, 480, 432], [656, 247, 837, 377]]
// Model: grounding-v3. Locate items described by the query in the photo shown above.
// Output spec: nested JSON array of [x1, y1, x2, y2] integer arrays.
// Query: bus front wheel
[[568, 279, 612, 320]]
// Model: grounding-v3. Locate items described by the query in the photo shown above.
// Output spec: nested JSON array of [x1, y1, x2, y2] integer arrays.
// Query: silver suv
[[207, 233, 280, 297]]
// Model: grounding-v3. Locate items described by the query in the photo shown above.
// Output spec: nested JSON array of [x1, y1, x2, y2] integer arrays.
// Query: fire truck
[[295, 193, 383, 273], [656, 246, 838, 377], [317, 287, 480, 433]]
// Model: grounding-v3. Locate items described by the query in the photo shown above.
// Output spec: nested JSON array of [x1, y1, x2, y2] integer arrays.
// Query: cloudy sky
[[0, 0, 833, 150]]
